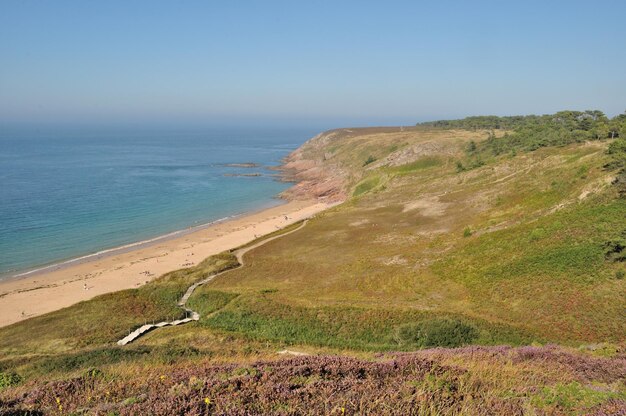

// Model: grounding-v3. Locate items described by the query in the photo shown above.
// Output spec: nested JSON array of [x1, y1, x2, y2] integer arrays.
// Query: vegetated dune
[[1, 111, 625, 415]]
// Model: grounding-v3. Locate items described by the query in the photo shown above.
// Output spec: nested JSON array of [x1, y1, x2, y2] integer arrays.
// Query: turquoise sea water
[[0, 125, 318, 278]]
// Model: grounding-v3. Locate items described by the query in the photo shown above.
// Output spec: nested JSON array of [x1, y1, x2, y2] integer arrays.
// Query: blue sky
[[1, 0, 625, 127]]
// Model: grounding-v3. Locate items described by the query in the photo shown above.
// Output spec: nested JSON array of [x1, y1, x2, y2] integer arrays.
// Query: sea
[[0, 125, 319, 279]]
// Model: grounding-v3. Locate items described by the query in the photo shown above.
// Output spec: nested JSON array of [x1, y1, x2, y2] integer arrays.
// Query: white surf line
[[117, 219, 310, 346], [10, 215, 239, 280], [11, 199, 296, 280]]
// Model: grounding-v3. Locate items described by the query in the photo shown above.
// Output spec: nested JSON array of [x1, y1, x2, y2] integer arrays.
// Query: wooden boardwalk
[[117, 220, 309, 346]]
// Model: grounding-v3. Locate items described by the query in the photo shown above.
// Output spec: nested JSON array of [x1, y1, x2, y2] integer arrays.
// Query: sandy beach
[[0, 199, 332, 328]]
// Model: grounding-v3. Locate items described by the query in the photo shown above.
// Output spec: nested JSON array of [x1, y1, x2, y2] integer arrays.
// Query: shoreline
[[0, 198, 335, 328], [2, 198, 284, 282]]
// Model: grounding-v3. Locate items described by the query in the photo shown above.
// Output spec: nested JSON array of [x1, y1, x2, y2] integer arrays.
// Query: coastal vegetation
[[1, 110, 625, 414]]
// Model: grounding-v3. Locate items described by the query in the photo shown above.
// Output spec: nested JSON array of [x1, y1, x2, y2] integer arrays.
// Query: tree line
[[419, 110, 625, 152], [418, 110, 626, 195]]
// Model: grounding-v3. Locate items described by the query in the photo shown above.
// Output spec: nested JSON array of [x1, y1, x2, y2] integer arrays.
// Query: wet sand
[[0, 199, 332, 328]]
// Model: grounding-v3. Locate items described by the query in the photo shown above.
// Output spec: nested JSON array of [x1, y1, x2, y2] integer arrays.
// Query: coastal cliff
[[278, 126, 430, 202], [278, 129, 350, 202]]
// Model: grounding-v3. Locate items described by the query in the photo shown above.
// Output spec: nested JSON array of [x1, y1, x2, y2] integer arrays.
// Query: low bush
[[529, 228, 546, 242], [604, 233, 626, 262], [397, 318, 478, 348], [363, 155, 376, 166], [0, 371, 22, 390]]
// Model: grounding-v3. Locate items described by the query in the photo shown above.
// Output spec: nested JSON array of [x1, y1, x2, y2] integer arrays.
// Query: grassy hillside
[[205, 131, 625, 347], [1, 112, 625, 414]]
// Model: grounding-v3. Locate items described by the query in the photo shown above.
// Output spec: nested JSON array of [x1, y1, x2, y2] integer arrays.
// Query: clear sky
[[1, 0, 625, 127]]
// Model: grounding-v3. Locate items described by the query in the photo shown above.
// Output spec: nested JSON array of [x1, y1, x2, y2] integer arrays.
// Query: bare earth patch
[[349, 219, 370, 227], [403, 196, 450, 216], [380, 255, 409, 266], [578, 174, 614, 200]]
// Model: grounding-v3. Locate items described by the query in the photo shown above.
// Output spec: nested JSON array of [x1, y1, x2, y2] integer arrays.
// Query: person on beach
[[84, 283, 87, 290]]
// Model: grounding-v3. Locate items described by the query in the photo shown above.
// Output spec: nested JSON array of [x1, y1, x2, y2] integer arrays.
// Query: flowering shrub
[[1, 345, 624, 415]]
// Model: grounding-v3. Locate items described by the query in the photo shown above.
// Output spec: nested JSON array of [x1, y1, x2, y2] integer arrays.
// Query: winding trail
[[117, 220, 309, 346]]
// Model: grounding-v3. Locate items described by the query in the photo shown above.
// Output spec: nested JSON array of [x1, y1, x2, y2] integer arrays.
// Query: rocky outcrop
[[278, 131, 349, 203]]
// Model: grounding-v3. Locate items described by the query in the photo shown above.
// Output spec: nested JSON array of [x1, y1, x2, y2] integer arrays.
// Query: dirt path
[[117, 220, 309, 346]]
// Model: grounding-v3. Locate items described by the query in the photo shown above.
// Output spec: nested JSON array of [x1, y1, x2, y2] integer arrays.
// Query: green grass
[[231, 220, 304, 251], [186, 289, 238, 317], [0, 252, 238, 354], [531, 382, 626, 415], [353, 175, 381, 196], [431, 196, 626, 342], [386, 157, 442, 175], [201, 295, 536, 351], [0, 371, 22, 391]]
